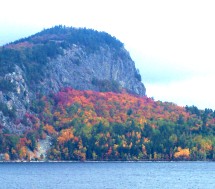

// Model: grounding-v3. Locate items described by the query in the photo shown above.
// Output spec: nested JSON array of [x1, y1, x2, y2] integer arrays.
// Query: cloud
[[146, 74, 215, 110], [128, 52, 193, 84]]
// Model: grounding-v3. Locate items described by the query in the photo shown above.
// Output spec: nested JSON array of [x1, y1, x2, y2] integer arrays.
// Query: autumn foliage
[[38, 88, 215, 161], [1, 87, 215, 161]]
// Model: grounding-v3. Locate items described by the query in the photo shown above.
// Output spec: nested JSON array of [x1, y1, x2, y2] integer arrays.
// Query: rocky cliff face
[[0, 66, 32, 133], [0, 26, 146, 133], [42, 44, 145, 96]]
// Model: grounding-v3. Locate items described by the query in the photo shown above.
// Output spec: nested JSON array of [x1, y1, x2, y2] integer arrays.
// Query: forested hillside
[[1, 88, 215, 161]]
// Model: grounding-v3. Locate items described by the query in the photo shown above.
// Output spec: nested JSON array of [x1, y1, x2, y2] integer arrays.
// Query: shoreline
[[0, 160, 214, 163]]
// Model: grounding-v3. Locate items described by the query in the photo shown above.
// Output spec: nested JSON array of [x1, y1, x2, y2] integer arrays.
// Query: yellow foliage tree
[[4, 153, 10, 161], [57, 129, 74, 144], [44, 124, 57, 135], [19, 146, 27, 160], [174, 147, 190, 160]]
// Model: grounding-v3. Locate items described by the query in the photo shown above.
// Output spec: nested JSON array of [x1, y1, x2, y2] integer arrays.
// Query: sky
[[1, 0, 215, 110]]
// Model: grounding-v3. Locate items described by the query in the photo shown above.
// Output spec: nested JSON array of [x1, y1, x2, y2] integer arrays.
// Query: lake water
[[0, 161, 215, 189]]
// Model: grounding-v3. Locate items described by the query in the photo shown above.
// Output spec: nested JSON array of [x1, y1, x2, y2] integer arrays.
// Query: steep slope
[[0, 26, 145, 133], [43, 43, 144, 95], [4, 25, 145, 95]]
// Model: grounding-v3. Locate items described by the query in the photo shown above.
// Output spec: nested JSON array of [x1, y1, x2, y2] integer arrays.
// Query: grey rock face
[[0, 66, 32, 133], [42, 44, 146, 96]]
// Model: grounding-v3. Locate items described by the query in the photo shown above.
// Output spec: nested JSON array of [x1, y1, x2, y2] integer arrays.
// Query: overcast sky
[[1, 0, 215, 109]]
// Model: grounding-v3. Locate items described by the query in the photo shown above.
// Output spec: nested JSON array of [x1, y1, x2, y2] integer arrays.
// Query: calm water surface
[[0, 162, 215, 189]]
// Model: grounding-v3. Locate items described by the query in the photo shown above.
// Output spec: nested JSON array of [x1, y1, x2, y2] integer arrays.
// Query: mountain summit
[[0, 25, 145, 133], [3, 25, 145, 94]]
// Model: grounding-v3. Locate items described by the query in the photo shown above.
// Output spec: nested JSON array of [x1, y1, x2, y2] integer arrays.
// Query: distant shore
[[1, 160, 214, 163]]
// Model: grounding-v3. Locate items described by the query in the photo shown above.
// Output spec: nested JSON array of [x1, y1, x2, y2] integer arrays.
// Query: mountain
[[0, 25, 145, 134], [1, 26, 215, 162], [3, 25, 145, 95]]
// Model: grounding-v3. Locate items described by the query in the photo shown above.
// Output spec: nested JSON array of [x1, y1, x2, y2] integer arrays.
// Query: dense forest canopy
[[5, 25, 124, 52], [1, 88, 215, 161]]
